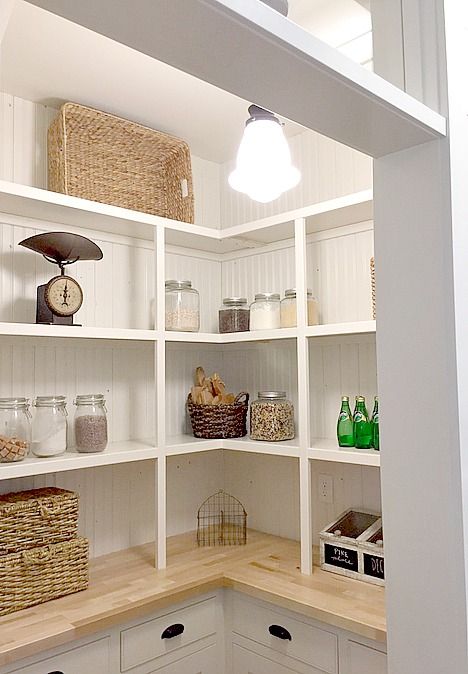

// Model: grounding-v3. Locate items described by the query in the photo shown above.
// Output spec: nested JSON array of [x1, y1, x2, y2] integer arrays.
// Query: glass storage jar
[[250, 293, 280, 330], [165, 280, 200, 332], [32, 396, 68, 457], [218, 297, 250, 333], [74, 394, 108, 453], [250, 391, 295, 441], [0, 398, 31, 462], [280, 289, 320, 327]]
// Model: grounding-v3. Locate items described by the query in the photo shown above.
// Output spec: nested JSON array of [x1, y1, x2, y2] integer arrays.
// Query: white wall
[[220, 128, 372, 227]]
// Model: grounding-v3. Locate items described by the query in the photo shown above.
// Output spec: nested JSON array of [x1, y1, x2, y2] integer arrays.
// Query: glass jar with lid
[[250, 293, 280, 330], [32, 396, 68, 457], [165, 280, 200, 332], [280, 288, 320, 328], [250, 391, 295, 441], [0, 398, 31, 462], [74, 394, 108, 453], [218, 297, 250, 333]]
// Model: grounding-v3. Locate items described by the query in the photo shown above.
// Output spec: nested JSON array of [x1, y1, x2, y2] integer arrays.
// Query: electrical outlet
[[318, 474, 334, 503]]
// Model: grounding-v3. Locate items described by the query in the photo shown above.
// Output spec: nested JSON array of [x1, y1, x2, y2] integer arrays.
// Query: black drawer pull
[[47, 671, 65, 674], [269, 624, 292, 641], [161, 623, 185, 639]]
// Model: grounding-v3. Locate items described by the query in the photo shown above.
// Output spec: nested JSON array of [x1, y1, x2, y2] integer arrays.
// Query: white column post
[[155, 224, 166, 569], [294, 217, 312, 574]]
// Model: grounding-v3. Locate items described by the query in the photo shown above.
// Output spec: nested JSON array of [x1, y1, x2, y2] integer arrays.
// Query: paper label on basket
[[181, 179, 189, 198]]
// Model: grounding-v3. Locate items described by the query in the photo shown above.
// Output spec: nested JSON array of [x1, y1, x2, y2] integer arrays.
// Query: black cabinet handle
[[47, 671, 64, 674], [269, 624, 292, 641], [161, 623, 185, 639]]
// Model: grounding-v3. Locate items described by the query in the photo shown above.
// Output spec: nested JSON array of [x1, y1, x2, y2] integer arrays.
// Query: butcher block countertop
[[0, 530, 386, 666]]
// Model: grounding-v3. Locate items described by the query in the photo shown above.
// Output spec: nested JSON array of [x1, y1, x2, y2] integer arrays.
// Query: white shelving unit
[[0, 180, 378, 574]]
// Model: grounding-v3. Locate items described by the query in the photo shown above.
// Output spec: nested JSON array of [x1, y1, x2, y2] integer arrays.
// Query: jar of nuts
[[74, 394, 108, 453], [0, 397, 31, 463], [250, 391, 295, 442]]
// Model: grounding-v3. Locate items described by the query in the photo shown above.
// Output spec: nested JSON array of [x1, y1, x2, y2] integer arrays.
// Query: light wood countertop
[[0, 530, 386, 667]]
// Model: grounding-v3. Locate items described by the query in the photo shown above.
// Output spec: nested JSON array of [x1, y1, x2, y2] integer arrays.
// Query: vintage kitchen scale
[[19, 232, 103, 326]]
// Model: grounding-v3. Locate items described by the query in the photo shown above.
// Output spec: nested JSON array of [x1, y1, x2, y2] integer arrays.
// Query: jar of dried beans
[[250, 391, 295, 442], [74, 394, 108, 453], [165, 280, 200, 332], [0, 398, 31, 462], [218, 297, 250, 333]]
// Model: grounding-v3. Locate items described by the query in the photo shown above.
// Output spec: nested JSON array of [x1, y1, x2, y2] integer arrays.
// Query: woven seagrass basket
[[48, 102, 194, 223], [0, 537, 89, 616], [187, 392, 249, 439], [0, 487, 79, 556], [370, 256, 376, 319]]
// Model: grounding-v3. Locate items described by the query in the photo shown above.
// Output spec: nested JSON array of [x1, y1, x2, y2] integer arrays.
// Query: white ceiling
[[0, 0, 371, 164]]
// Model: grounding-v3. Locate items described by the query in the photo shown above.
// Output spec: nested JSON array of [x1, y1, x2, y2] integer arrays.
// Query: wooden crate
[[319, 509, 383, 584]]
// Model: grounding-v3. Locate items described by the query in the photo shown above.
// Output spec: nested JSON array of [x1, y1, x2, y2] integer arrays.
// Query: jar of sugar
[[32, 396, 68, 457], [73, 394, 108, 453], [249, 293, 281, 330]]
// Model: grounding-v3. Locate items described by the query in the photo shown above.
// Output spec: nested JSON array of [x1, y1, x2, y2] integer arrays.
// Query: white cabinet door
[[348, 641, 387, 674], [149, 644, 218, 674], [9, 637, 110, 674], [232, 643, 325, 674]]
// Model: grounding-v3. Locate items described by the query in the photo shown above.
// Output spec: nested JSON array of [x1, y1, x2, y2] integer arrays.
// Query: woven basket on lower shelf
[[187, 392, 249, 439], [48, 102, 194, 223], [0, 487, 79, 556], [0, 537, 89, 616]]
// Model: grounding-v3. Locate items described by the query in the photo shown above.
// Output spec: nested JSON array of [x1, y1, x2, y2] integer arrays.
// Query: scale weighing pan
[[19, 232, 103, 266]]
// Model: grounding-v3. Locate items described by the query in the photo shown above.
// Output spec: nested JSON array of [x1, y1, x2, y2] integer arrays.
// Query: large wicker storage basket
[[0, 487, 79, 556], [0, 537, 89, 616], [187, 392, 249, 439], [48, 102, 194, 223]]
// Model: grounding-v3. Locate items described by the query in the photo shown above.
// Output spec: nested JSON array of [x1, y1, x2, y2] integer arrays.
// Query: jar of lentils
[[250, 293, 281, 330], [219, 297, 250, 333], [165, 280, 200, 332], [250, 391, 295, 442], [74, 394, 108, 453], [0, 398, 31, 462]]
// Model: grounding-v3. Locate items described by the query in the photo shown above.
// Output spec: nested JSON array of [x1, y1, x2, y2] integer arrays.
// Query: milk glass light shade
[[229, 106, 301, 203]]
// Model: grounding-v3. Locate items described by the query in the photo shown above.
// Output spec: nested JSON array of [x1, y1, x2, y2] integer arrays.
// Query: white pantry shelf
[[305, 320, 376, 339], [165, 328, 298, 344], [308, 438, 380, 467], [165, 435, 300, 457], [0, 322, 158, 341], [0, 440, 157, 479]]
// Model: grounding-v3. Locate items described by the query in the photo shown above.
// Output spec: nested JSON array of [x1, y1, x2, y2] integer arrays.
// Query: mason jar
[[165, 280, 200, 332], [218, 297, 250, 333], [249, 293, 281, 330], [250, 391, 295, 441], [74, 394, 108, 453], [280, 288, 320, 327], [0, 398, 31, 462], [32, 396, 68, 457]]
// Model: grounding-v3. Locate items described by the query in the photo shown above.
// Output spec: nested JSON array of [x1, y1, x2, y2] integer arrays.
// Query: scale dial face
[[44, 275, 83, 317]]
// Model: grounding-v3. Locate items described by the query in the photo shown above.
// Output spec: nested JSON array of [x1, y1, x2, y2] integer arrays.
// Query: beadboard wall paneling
[[222, 223, 374, 323], [220, 129, 373, 227], [0, 337, 155, 445], [0, 217, 155, 329], [224, 451, 301, 541], [309, 334, 378, 441], [310, 460, 381, 545], [165, 251, 222, 333], [0, 93, 221, 228]]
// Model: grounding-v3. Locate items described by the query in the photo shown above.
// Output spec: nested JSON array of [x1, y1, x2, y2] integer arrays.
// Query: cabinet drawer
[[9, 637, 110, 674], [148, 644, 218, 673], [121, 597, 217, 671], [348, 641, 387, 674], [232, 642, 327, 674], [232, 596, 337, 674]]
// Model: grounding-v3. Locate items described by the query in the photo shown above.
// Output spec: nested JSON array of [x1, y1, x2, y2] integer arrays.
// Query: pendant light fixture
[[229, 105, 301, 203]]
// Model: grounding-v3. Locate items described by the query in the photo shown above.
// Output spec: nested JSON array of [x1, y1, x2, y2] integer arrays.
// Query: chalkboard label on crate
[[324, 543, 358, 572], [364, 553, 385, 580]]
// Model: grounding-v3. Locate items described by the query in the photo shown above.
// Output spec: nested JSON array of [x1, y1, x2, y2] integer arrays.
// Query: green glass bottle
[[371, 396, 379, 451], [337, 396, 354, 447], [353, 396, 372, 449]]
